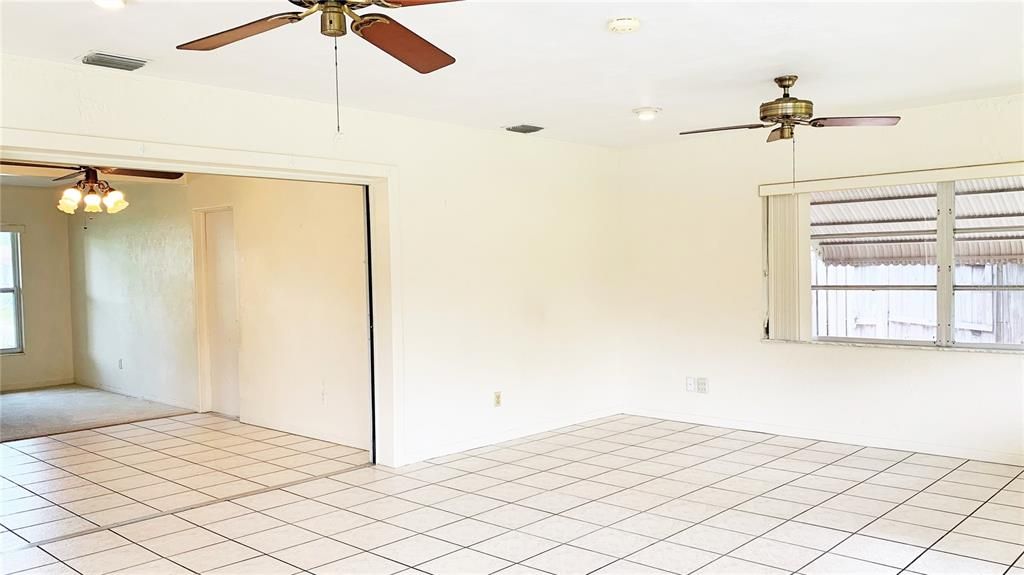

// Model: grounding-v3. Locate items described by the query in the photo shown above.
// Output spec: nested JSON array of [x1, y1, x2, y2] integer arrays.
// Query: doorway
[[202, 208, 240, 418], [0, 143, 394, 465], [191, 177, 374, 455]]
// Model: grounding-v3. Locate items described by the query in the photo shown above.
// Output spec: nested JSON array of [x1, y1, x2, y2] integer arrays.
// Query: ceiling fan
[[0, 160, 183, 215], [679, 75, 900, 142], [176, 0, 459, 74]]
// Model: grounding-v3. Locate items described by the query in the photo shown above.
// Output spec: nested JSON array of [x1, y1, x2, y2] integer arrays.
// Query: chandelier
[[57, 168, 128, 215]]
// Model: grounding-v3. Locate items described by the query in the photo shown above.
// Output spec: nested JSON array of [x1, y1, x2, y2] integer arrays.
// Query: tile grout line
[[2, 461, 373, 552], [351, 418, 863, 574], [894, 466, 1024, 575], [793, 457, 969, 574], [4, 413, 1022, 575], [1, 415, 368, 541], [9, 414, 362, 504], [12, 413, 1014, 574], [0, 407, 194, 445]]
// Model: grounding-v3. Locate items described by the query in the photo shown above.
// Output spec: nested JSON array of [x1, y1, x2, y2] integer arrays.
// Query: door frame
[[192, 205, 237, 416], [0, 129, 402, 466]]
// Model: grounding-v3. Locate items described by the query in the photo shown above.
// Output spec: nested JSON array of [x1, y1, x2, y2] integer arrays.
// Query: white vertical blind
[[767, 193, 811, 341]]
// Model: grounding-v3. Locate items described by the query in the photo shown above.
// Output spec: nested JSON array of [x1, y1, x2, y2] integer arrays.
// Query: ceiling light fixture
[[57, 169, 128, 215], [633, 107, 662, 121], [607, 17, 641, 33], [93, 0, 126, 10]]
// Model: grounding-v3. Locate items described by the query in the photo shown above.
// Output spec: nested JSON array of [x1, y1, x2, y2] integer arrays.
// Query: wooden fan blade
[[373, 0, 460, 6], [809, 116, 901, 128], [678, 123, 770, 136], [352, 14, 455, 74], [766, 127, 783, 143], [98, 167, 184, 180], [0, 160, 80, 172], [53, 170, 87, 182], [177, 12, 302, 51]]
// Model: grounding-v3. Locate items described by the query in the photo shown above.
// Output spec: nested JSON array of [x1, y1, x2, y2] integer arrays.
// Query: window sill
[[762, 337, 1024, 355]]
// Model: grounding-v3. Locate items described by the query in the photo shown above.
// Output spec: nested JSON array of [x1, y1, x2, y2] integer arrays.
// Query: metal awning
[[811, 176, 1024, 265]]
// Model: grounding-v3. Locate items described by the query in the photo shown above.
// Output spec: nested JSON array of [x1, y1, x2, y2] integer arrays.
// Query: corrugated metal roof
[[812, 177, 1023, 265], [956, 175, 1022, 193]]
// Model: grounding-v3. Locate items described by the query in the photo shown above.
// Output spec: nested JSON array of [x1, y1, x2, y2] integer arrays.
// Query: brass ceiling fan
[[0, 160, 183, 215], [679, 75, 901, 142], [177, 0, 459, 74]]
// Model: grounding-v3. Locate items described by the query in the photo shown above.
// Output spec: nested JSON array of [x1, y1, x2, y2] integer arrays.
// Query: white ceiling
[[1, 1, 1021, 147]]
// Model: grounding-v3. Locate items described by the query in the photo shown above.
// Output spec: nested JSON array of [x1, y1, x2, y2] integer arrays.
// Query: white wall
[[0, 56, 627, 465], [2, 55, 1020, 466], [188, 176, 372, 449], [67, 182, 199, 409], [0, 185, 74, 390], [618, 94, 1024, 465]]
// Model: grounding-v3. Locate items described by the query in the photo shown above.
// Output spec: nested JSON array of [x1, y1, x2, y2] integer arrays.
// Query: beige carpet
[[0, 384, 193, 442]]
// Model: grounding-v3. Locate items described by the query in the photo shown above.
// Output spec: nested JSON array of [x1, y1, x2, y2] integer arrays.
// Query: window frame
[[0, 229, 24, 354], [762, 162, 1024, 353], [809, 192, 940, 345]]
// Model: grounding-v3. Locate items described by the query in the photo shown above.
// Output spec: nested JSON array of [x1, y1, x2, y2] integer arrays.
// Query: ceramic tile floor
[[0, 413, 368, 547], [2, 414, 1023, 575]]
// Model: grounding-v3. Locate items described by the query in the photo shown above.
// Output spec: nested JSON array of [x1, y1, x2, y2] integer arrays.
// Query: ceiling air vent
[[505, 124, 544, 134], [81, 52, 148, 72]]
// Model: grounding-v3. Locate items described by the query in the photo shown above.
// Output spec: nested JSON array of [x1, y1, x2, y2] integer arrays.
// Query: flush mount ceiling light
[[633, 107, 662, 121], [607, 17, 641, 33], [93, 0, 126, 10]]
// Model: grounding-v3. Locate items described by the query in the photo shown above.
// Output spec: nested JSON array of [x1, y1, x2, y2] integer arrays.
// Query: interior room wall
[[0, 185, 74, 390], [188, 176, 372, 449], [0, 56, 628, 465], [2, 55, 1020, 465], [617, 94, 1024, 465], [67, 182, 199, 409]]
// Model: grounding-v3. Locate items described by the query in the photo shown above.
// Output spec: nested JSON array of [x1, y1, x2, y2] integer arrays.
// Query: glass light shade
[[57, 199, 78, 214], [83, 192, 103, 213], [102, 189, 124, 208], [106, 199, 129, 214], [62, 187, 82, 203]]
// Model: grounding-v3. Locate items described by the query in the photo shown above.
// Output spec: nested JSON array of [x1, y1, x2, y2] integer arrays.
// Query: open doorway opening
[[190, 174, 374, 453], [0, 167, 376, 461]]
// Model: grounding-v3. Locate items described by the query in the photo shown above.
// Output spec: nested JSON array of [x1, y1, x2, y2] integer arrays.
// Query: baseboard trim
[[0, 378, 75, 392], [397, 407, 623, 467], [629, 407, 1024, 466], [78, 382, 198, 412]]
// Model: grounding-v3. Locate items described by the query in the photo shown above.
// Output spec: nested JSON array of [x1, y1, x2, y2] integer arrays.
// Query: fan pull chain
[[334, 36, 342, 134], [791, 132, 796, 188]]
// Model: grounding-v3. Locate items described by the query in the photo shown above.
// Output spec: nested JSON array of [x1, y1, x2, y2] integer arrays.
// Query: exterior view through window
[[810, 176, 1023, 348], [0, 231, 23, 353]]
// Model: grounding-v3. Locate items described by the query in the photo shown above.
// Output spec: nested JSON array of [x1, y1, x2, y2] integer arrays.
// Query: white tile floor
[[2, 413, 1022, 575], [0, 413, 368, 546]]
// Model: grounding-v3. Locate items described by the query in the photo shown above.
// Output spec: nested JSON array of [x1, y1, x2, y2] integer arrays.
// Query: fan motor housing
[[320, 1, 347, 36], [759, 97, 813, 124]]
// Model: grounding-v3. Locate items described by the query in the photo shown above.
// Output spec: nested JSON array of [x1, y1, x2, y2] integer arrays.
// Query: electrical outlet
[[493, 391, 502, 407], [685, 377, 695, 392], [696, 377, 709, 394]]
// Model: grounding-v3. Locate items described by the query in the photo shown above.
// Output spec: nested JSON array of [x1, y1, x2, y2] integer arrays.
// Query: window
[[810, 187, 938, 343], [952, 178, 1024, 346], [0, 230, 24, 353], [765, 170, 1023, 351]]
